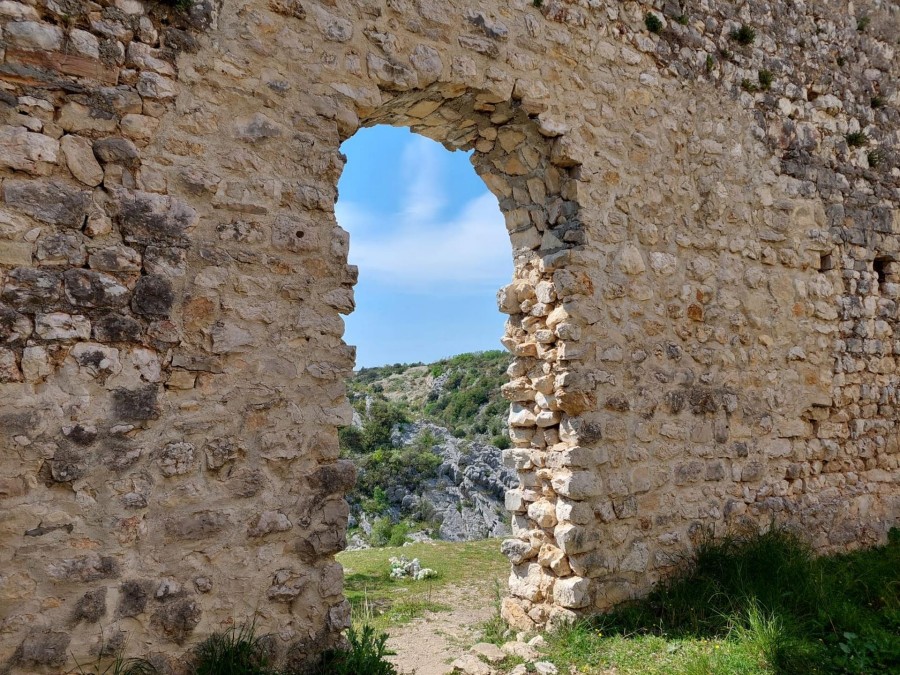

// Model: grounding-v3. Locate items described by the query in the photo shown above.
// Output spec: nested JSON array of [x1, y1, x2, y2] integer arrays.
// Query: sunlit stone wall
[[0, 0, 897, 670]]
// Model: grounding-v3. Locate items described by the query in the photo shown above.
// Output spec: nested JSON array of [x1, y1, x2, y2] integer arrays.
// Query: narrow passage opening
[[333, 126, 517, 665]]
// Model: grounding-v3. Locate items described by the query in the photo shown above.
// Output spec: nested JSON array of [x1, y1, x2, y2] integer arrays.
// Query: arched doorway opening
[[326, 83, 592, 642], [333, 126, 518, 666]]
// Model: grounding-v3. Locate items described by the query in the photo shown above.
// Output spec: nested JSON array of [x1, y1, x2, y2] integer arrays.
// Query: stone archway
[[0, 0, 898, 671], [343, 83, 594, 631]]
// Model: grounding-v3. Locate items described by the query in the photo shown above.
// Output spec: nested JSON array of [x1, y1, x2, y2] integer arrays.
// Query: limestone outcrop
[[0, 0, 898, 671]]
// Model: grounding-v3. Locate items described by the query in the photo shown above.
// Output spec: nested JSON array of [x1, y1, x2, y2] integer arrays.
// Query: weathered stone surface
[[0, 125, 59, 175], [0, 268, 61, 310], [0, 0, 898, 668], [131, 275, 174, 316], [114, 189, 198, 243], [15, 631, 70, 668], [47, 554, 119, 583], [71, 588, 107, 624], [0, 348, 22, 382], [2, 179, 91, 228], [0, 304, 32, 345], [110, 388, 157, 426], [63, 269, 129, 308], [93, 137, 140, 166], [60, 135, 103, 187], [4, 20, 62, 51], [34, 312, 91, 340], [35, 232, 87, 266], [88, 244, 142, 272]]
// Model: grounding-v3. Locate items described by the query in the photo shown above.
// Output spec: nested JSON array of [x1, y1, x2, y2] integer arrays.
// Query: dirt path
[[386, 584, 498, 675]]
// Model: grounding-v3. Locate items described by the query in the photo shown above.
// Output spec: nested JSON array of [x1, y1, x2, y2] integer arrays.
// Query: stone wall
[[0, 0, 897, 671]]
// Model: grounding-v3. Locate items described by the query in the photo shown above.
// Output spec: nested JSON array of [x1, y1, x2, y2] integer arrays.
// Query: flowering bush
[[388, 555, 436, 581]]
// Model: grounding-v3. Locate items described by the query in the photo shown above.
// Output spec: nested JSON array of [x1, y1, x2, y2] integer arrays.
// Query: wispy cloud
[[336, 135, 512, 292]]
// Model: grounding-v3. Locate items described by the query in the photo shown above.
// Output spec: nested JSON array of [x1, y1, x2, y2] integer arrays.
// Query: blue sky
[[336, 126, 512, 367]]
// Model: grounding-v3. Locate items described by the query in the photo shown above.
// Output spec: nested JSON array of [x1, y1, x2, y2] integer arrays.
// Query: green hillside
[[340, 351, 513, 544], [346, 350, 512, 444]]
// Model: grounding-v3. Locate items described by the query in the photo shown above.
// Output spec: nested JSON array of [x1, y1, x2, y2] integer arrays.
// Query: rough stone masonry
[[0, 0, 898, 671]]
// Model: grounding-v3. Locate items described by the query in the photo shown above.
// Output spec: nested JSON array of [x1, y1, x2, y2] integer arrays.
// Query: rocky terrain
[[395, 421, 517, 541], [342, 352, 517, 546]]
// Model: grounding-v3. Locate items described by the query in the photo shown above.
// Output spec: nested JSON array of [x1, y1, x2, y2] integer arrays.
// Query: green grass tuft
[[868, 149, 884, 168], [191, 623, 274, 675], [645, 12, 663, 34], [309, 626, 398, 675], [846, 131, 869, 148], [541, 528, 900, 674], [730, 24, 756, 45]]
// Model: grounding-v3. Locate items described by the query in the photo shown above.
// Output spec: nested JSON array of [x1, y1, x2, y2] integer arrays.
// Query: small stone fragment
[[35, 313, 90, 340]]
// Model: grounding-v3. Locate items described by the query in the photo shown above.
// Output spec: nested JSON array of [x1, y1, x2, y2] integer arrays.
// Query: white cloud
[[335, 135, 512, 292]]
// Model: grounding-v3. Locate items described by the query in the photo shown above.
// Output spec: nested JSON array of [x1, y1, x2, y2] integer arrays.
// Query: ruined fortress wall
[[0, 0, 898, 671]]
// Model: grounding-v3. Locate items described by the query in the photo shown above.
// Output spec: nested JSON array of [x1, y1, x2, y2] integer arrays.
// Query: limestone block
[[4, 20, 63, 51], [120, 114, 160, 143], [70, 343, 121, 377], [470, 642, 506, 664], [450, 654, 493, 675], [538, 544, 570, 576], [1, 268, 61, 310], [131, 275, 174, 317], [63, 269, 129, 308], [60, 135, 103, 186], [248, 510, 292, 537], [555, 522, 600, 555], [57, 102, 118, 134], [69, 28, 100, 59], [35, 312, 90, 340], [0, 126, 59, 175], [410, 45, 443, 84], [94, 136, 140, 166], [509, 402, 537, 427], [649, 251, 677, 275], [92, 314, 142, 342], [137, 72, 177, 99], [550, 470, 603, 499], [88, 244, 142, 272], [0, 2, 40, 20], [36, 231, 87, 266], [508, 562, 553, 602], [501, 641, 539, 660], [21, 345, 49, 381], [0, 349, 22, 382], [535, 410, 561, 427], [501, 537, 537, 564], [505, 489, 527, 513], [13, 631, 70, 668], [367, 53, 417, 91], [0, 241, 32, 266], [618, 243, 646, 275], [159, 442, 196, 476], [3, 179, 91, 228], [527, 499, 558, 528]]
